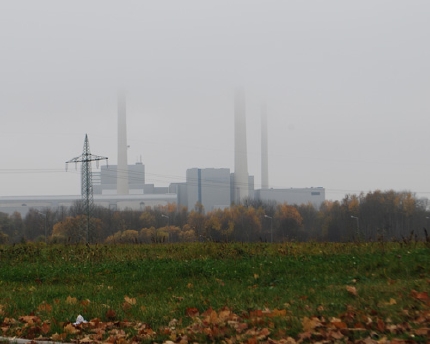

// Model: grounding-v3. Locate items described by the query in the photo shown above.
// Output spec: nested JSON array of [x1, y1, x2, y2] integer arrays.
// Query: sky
[[0, 1, 429, 202]]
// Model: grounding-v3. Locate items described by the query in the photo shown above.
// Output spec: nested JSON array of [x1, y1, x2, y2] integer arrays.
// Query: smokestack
[[117, 91, 129, 195], [234, 88, 249, 202], [261, 102, 269, 189]]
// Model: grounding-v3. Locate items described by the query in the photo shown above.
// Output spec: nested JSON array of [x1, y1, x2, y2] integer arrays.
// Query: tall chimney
[[261, 102, 269, 189], [234, 88, 249, 202], [117, 91, 129, 195]]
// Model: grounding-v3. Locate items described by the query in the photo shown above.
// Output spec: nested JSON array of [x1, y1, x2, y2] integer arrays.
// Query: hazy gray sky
[[1, 1, 429, 202]]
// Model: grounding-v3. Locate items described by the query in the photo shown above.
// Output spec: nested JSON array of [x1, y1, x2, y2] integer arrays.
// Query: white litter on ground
[[73, 314, 88, 325]]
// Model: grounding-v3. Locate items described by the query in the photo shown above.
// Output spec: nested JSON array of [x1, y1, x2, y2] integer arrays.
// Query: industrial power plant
[[0, 91, 325, 215]]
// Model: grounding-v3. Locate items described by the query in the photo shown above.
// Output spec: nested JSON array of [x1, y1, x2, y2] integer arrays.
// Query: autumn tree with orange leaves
[[0, 189, 426, 244], [274, 204, 304, 241], [51, 215, 103, 243]]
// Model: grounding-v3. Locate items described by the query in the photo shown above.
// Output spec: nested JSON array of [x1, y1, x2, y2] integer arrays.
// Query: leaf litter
[[1, 291, 430, 343]]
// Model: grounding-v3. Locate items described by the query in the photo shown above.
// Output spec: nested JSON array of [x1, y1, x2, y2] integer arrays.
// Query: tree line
[[0, 189, 429, 244]]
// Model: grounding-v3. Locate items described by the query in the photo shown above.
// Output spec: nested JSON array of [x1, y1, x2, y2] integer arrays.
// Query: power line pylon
[[66, 134, 108, 243]]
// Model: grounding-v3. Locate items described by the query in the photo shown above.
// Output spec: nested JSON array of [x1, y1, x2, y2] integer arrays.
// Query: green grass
[[0, 242, 429, 342]]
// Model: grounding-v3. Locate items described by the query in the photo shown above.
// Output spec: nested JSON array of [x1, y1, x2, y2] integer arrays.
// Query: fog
[[1, 1, 429, 201]]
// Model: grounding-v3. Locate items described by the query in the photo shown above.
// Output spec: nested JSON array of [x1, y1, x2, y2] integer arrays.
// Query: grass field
[[0, 241, 429, 343]]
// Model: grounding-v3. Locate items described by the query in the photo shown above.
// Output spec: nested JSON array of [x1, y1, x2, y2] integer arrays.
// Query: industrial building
[[254, 188, 325, 210], [93, 162, 146, 195], [0, 194, 177, 216], [186, 168, 231, 212], [0, 90, 325, 216]]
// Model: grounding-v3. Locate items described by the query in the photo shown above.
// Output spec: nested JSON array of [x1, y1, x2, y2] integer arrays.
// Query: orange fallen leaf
[[19, 315, 40, 325], [80, 299, 91, 307], [332, 321, 347, 329], [80, 336, 93, 343], [122, 302, 132, 312], [105, 309, 116, 320], [414, 328, 430, 336], [250, 310, 263, 318], [65, 296, 77, 305], [3, 317, 17, 325], [257, 327, 270, 340], [302, 316, 321, 332], [346, 285, 358, 296], [377, 318, 385, 332], [382, 298, 397, 306], [51, 332, 67, 341], [264, 309, 287, 318], [41, 322, 51, 334], [64, 323, 78, 334], [411, 289, 429, 301], [209, 310, 218, 324], [218, 308, 233, 322], [37, 302, 52, 313], [124, 296, 136, 305], [329, 330, 344, 340], [186, 307, 199, 317]]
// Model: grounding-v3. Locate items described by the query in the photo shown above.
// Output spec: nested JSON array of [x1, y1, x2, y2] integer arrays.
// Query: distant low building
[[0, 194, 177, 216], [93, 162, 145, 195], [186, 168, 231, 212], [254, 187, 325, 209]]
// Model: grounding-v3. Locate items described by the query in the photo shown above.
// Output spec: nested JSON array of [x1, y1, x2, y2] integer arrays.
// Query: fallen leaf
[[65, 296, 77, 305], [186, 307, 199, 317], [257, 327, 270, 340], [250, 310, 263, 318], [264, 309, 287, 318], [329, 330, 344, 340], [105, 309, 116, 320], [346, 285, 358, 296], [37, 302, 53, 313], [80, 299, 91, 306], [382, 298, 397, 306], [411, 289, 429, 301], [19, 315, 40, 325], [3, 317, 17, 325], [332, 321, 347, 329], [124, 296, 136, 305], [376, 318, 385, 332], [80, 336, 93, 343], [51, 332, 67, 341], [122, 302, 132, 312], [218, 308, 232, 322], [41, 322, 51, 334], [209, 310, 218, 324], [302, 316, 321, 332], [64, 323, 78, 334], [414, 327, 430, 336]]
